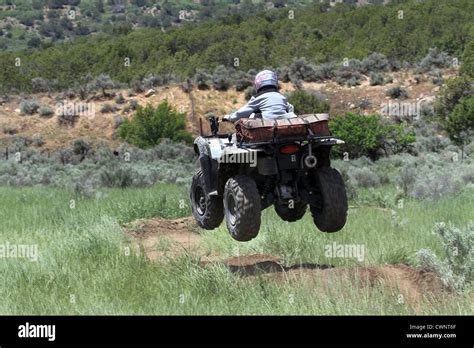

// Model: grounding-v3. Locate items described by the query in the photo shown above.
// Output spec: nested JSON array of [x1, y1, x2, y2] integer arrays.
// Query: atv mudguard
[[194, 136, 262, 195]]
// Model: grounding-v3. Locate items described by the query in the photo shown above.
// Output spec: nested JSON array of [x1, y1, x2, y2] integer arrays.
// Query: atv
[[190, 115, 348, 242]]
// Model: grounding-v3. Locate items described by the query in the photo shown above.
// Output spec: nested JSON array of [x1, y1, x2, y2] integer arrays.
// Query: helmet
[[254, 70, 278, 91]]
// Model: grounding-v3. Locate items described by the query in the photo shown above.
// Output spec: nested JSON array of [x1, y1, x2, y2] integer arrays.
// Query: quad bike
[[190, 115, 348, 242]]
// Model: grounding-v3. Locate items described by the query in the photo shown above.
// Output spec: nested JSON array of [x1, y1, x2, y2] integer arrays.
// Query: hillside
[[1, 0, 472, 93], [0, 68, 454, 151]]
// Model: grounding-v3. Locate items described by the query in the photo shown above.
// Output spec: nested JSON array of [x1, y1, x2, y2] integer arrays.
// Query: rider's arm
[[228, 96, 261, 122]]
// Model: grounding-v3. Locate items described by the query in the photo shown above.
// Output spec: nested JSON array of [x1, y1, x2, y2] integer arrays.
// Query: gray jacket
[[228, 91, 295, 121]]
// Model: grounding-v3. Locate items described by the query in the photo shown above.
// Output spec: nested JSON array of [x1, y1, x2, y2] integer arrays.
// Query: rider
[[223, 70, 296, 122]]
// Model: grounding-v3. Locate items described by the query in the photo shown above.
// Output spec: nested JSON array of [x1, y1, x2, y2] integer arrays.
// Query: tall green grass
[[0, 185, 472, 315]]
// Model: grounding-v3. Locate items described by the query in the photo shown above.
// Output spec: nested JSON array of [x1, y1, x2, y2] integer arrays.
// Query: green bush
[[446, 96, 474, 147], [434, 76, 473, 122], [20, 100, 40, 115], [38, 105, 54, 117], [212, 65, 231, 91], [193, 69, 212, 90], [118, 100, 193, 148], [329, 113, 415, 159], [286, 89, 329, 115], [369, 72, 385, 86]]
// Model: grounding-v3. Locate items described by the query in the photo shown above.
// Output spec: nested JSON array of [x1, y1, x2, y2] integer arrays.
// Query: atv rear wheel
[[224, 175, 261, 241], [190, 170, 224, 230], [274, 201, 307, 222], [310, 167, 348, 232]]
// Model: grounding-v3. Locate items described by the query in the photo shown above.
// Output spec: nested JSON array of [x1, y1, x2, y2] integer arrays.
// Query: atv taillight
[[279, 144, 300, 154]]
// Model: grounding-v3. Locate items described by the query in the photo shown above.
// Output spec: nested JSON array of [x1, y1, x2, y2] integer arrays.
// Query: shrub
[[38, 105, 54, 117], [118, 100, 193, 148], [100, 164, 134, 188], [369, 72, 385, 86], [57, 113, 78, 127], [233, 71, 253, 91], [130, 79, 145, 93], [72, 139, 90, 157], [2, 126, 17, 135], [361, 52, 389, 74], [193, 69, 212, 90], [286, 89, 330, 115], [89, 74, 115, 97], [416, 222, 473, 292], [418, 48, 452, 72], [313, 63, 335, 80], [445, 96, 474, 147], [114, 114, 124, 129], [461, 30, 474, 78], [276, 66, 290, 82], [244, 85, 256, 101], [428, 68, 444, 85], [31, 77, 53, 93], [32, 134, 45, 147], [129, 99, 139, 110], [333, 66, 361, 87], [329, 113, 414, 159], [74, 171, 97, 198], [410, 167, 463, 200], [114, 93, 125, 104], [434, 76, 473, 122], [289, 57, 319, 82], [357, 98, 372, 110], [349, 167, 381, 188], [386, 86, 409, 99], [397, 164, 417, 196], [20, 100, 39, 115], [143, 74, 164, 89], [212, 65, 231, 91], [100, 103, 117, 113]]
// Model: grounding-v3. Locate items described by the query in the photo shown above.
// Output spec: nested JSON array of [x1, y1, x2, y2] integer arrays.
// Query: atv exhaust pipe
[[304, 155, 317, 168], [303, 144, 317, 168]]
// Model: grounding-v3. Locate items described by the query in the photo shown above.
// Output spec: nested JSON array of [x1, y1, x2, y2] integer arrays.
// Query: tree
[[27, 37, 42, 48], [434, 76, 473, 122], [461, 28, 474, 78], [89, 74, 115, 97], [118, 101, 193, 148], [446, 96, 474, 150]]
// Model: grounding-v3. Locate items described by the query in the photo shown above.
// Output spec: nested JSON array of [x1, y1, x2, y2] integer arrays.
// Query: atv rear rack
[[237, 135, 344, 149]]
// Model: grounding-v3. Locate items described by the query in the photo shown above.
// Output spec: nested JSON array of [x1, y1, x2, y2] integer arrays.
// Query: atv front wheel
[[274, 201, 307, 222], [190, 170, 224, 230], [224, 175, 261, 241], [310, 167, 348, 232]]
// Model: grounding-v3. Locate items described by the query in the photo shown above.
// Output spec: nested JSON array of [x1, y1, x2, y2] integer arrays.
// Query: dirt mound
[[217, 255, 445, 312], [124, 217, 202, 261]]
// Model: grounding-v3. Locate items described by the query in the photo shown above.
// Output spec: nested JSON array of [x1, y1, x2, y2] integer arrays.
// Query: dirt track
[[124, 217, 447, 312]]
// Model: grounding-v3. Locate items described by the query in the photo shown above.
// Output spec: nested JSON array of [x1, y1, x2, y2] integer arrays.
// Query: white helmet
[[254, 70, 278, 92]]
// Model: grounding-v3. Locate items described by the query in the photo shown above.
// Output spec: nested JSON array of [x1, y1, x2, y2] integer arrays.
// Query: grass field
[[0, 184, 472, 315]]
